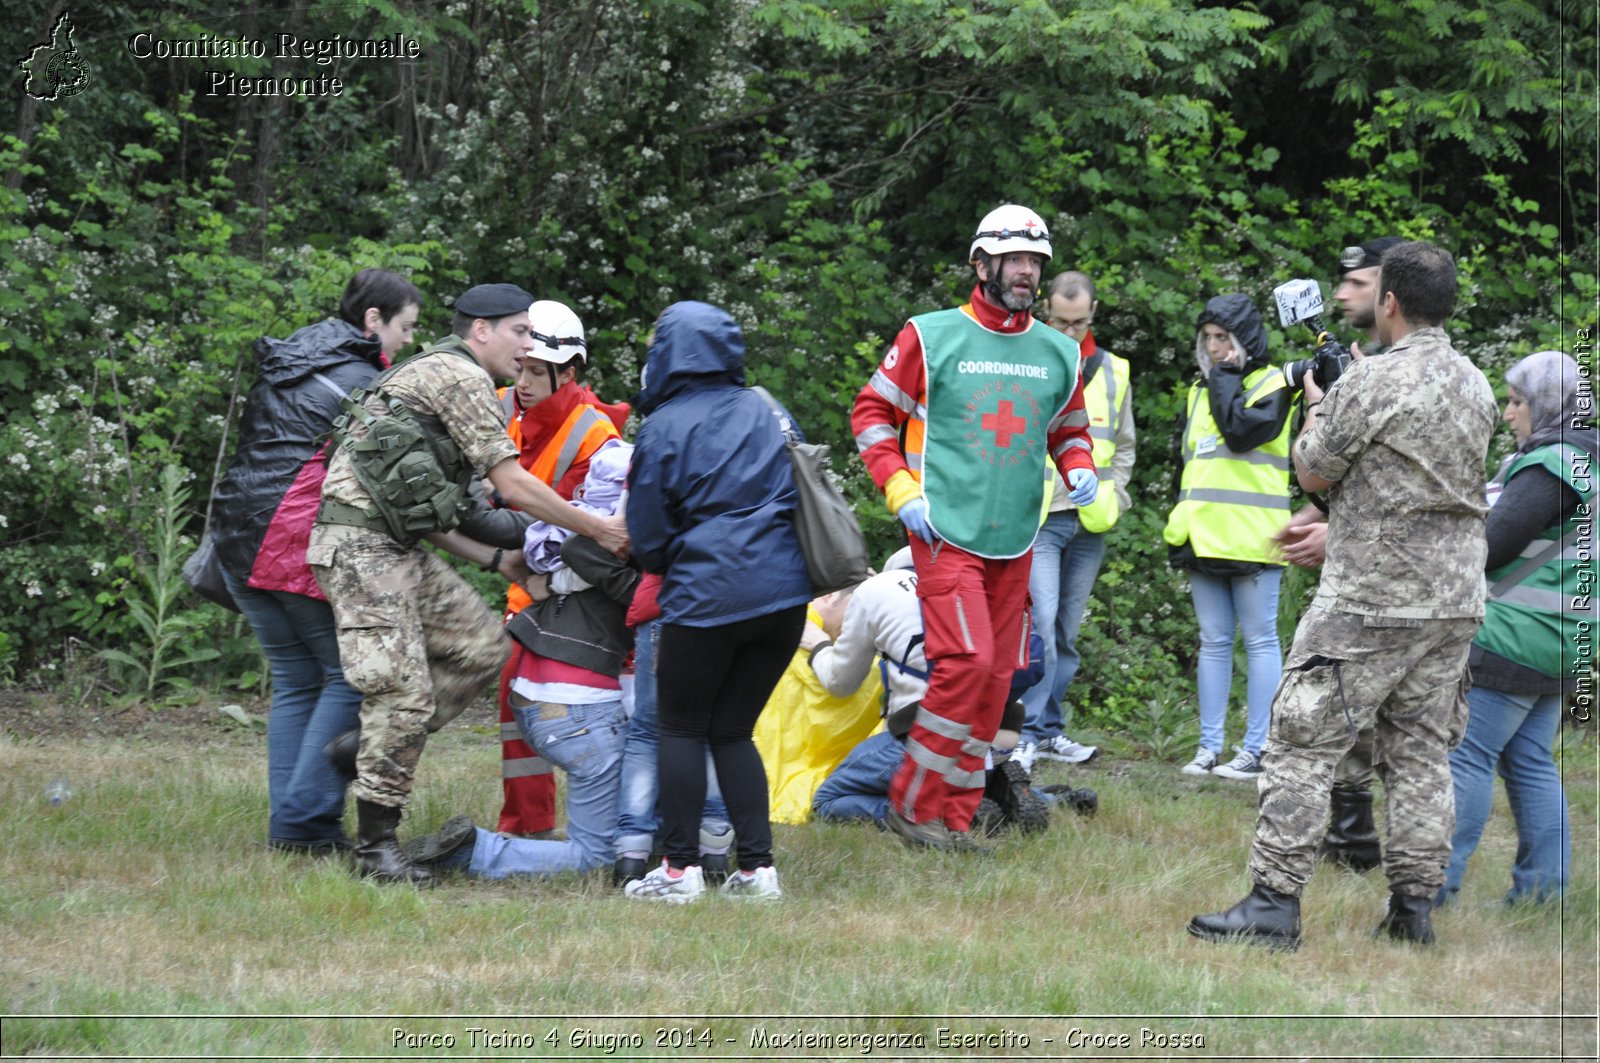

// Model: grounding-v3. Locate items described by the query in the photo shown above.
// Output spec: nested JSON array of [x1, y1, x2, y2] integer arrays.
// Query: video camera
[[1272, 279, 1351, 392]]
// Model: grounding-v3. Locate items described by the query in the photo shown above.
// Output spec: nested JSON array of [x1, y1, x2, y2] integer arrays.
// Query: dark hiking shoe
[[400, 815, 477, 871], [986, 759, 1050, 834]]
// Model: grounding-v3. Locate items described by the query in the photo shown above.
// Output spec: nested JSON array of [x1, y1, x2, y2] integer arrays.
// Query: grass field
[[2, 706, 1596, 1061]]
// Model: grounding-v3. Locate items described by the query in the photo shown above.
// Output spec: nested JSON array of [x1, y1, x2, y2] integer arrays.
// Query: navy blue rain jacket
[[627, 301, 812, 626]]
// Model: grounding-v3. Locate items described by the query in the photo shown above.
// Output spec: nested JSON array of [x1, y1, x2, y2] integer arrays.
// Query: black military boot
[[1188, 884, 1303, 950], [1319, 787, 1382, 872], [325, 729, 360, 780], [1374, 892, 1435, 945], [353, 799, 434, 887], [985, 759, 1050, 834]]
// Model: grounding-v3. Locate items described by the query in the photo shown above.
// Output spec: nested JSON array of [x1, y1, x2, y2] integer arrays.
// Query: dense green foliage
[[2, 0, 1593, 729]]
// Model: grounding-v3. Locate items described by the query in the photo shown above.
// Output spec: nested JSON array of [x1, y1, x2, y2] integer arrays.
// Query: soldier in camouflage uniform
[[1275, 236, 1405, 873], [308, 283, 630, 886], [1190, 241, 1497, 949]]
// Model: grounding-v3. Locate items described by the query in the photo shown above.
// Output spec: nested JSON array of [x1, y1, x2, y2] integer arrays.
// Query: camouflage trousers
[[1332, 726, 1376, 790], [1249, 602, 1477, 898], [309, 526, 510, 809]]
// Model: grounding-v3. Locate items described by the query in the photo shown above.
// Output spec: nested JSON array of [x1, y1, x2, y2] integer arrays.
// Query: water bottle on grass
[[45, 777, 73, 807]]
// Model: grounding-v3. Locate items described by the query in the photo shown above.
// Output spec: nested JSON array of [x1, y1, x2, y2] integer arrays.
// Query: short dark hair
[[1048, 270, 1096, 303], [1377, 241, 1457, 326], [451, 310, 523, 339], [339, 269, 422, 329]]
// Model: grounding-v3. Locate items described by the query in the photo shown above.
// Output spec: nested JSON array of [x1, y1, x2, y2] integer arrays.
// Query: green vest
[[1475, 444, 1598, 677], [321, 339, 480, 545], [1162, 365, 1294, 564], [1075, 350, 1132, 533], [915, 308, 1080, 558]]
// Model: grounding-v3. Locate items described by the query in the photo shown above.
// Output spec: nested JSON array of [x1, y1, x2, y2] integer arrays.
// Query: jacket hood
[[254, 318, 384, 388], [635, 301, 746, 415], [1194, 294, 1269, 376]]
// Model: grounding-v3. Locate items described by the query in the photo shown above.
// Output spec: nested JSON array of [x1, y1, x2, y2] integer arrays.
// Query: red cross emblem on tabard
[[980, 399, 1027, 448]]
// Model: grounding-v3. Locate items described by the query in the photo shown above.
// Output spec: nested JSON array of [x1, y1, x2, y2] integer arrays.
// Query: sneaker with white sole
[[719, 865, 782, 901], [623, 861, 706, 904], [1035, 734, 1099, 764], [1181, 748, 1219, 775], [1011, 740, 1038, 775], [1212, 746, 1263, 781]]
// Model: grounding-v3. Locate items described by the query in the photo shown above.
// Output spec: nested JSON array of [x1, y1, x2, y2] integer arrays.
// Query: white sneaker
[[1036, 734, 1099, 764], [719, 865, 782, 901], [1181, 748, 1219, 776], [624, 861, 706, 904], [1011, 741, 1038, 775], [1212, 746, 1263, 781]]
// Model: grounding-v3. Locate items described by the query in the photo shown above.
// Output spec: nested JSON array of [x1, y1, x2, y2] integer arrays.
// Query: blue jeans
[[612, 620, 730, 859], [1021, 511, 1107, 742], [223, 569, 361, 844], [812, 730, 904, 825], [1439, 686, 1569, 905], [1189, 568, 1282, 756], [467, 698, 627, 877]]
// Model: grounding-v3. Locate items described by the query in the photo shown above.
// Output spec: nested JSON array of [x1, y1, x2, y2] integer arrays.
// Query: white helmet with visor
[[524, 300, 588, 366], [969, 204, 1053, 263]]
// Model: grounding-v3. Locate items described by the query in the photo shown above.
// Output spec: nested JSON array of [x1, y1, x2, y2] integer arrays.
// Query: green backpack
[[326, 364, 473, 545]]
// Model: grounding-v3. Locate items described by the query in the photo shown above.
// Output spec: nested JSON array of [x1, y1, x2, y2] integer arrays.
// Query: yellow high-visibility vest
[[1075, 351, 1132, 533], [1163, 365, 1294, 564]]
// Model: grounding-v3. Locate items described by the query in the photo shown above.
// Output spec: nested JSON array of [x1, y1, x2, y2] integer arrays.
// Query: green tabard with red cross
[[911, 307, 1081, 558]]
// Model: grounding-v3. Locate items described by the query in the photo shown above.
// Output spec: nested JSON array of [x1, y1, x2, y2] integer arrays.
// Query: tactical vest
[[320, 343, 480, 545], [1075, 350, 1131, 533], [1162, 365, 1294, 565], [913, 308, 1080, 558], [1475, 444, 1599, 677]]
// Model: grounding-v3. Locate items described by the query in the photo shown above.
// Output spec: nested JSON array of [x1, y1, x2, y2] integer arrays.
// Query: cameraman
[[1190, 240, 1498, 950], [1274, 236, 1401, 873]]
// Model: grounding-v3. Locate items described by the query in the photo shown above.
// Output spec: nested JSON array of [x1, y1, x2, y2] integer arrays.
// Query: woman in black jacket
[[210, 270, 420, 854]]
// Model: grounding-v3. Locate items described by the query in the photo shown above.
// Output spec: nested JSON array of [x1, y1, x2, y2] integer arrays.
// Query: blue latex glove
[[897, 497, 935, 544], [1066, 467, 1099, 508]]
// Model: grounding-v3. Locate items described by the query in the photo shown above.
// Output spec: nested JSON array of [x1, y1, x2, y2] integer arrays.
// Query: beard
[[1345, 305, 1376, 331], [985, 271, 1036, 312], [1000, 287, 1035, 312]]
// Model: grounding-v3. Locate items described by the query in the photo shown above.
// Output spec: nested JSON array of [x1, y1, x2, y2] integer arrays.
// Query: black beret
[[454, 283, 534, 319], [1338, 237, 1403, 275]]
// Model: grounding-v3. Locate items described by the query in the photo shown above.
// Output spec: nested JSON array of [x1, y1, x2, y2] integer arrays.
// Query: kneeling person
[[407, 449, 638, 878]]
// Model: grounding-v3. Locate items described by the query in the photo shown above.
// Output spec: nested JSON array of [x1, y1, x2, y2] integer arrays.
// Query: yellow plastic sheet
[[753, 612, 886, 825]]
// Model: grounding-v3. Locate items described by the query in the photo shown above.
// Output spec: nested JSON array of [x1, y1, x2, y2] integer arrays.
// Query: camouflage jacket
[[1297, 326, 1497, 618], [319, 336, 518, 519]]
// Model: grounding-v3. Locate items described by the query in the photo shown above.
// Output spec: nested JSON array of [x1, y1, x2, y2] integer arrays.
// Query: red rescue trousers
[[496, 642, 556, 835], [889, 536, 1033, 832]]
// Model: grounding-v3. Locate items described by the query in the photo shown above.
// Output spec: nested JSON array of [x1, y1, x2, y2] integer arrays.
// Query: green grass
[[2, 720, 1595, 1060]]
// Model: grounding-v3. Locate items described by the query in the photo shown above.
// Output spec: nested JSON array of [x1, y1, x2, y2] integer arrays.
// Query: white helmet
[[969, 204, 1052, 263], [524, 300, 587, 366]]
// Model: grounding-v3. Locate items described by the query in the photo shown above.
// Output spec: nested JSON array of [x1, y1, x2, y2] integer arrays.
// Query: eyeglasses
[[975, 226, 1048, 242]]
